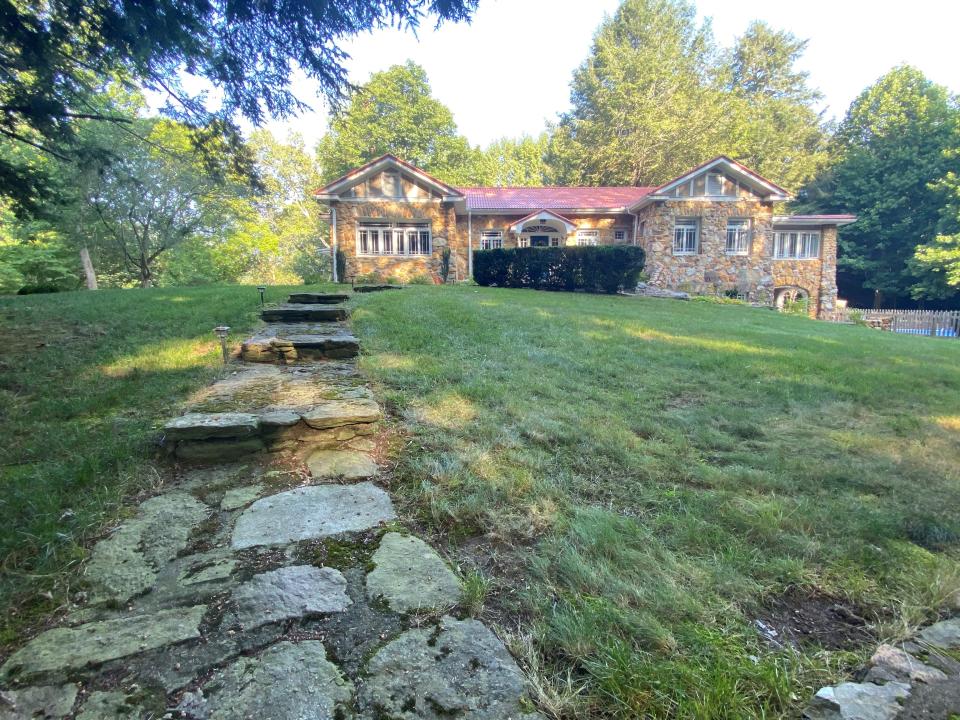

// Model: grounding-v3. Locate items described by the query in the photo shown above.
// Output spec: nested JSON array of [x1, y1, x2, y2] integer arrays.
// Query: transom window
[[357, 222, 431, 256], [725, 219, 751, 255], [480, 230, 503, 250], [576, 230, 599, 246], [773, 231, 820, 259], [673, 218, 699, 255], [614, 229, 627, 242]]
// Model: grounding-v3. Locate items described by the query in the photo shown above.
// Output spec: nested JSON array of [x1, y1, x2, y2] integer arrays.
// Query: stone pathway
[[0, 291, 541, 719]]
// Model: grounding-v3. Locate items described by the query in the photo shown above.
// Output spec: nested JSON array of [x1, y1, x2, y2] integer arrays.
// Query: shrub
[[474, 245, 645, 294], [335, 249, 346, 283]]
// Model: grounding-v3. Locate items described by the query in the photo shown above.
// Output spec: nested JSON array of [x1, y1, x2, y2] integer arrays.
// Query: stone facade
[[334, 200, 468, 284], [322, 156, 847, 318]]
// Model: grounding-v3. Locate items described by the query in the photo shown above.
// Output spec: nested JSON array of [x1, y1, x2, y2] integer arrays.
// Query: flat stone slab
[[178, 556, 237, 586], [864, 644, 947, 684], [1, 605, 206, 680], [366, 533, 461, 613], [85, 493, 209, 603], [0, 684, 78, 719], [231, 483, 396, 549], [287, 292, 350, 304], [220, 484, 264, 511], [804, 681, 911, 720], [359, 616, 542, 719], [260, 304, 349, 323], [231, 565, 351, 630], [181, 641, 352, 720], [307, 449, 378, 481], [917, 618, 960, 649], [302, 398, 381, 429], [164, 412, 259, 441], [353, 284, 402, 293], [76, 691, 140, 719]]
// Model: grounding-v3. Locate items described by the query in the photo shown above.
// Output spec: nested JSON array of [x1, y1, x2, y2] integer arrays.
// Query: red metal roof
[[457, 186, 654, 211]]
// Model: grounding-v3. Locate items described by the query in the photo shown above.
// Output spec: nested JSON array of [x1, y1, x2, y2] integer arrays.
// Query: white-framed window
[[673, 218, 699, 255], [480, 230, 503, 250], [357, 222, 431, 256], [576, 230, 599, 246], [518, 237, 529, 248], [725, 219, 750, 255], [614, 229, 627, 242], [773, 231, 820, 259]]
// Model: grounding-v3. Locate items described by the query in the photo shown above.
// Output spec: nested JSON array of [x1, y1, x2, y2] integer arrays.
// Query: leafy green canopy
[[316, 62, 482, 186], [801, 66, 960, 303], [549, 0, 829, 189], [0, 0, 477, 207]]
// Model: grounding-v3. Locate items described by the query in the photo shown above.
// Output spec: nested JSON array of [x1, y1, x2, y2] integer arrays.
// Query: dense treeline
[[0, 0, 957, 304]]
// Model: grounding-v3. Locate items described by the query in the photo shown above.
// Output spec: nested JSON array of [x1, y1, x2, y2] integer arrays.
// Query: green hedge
[[473, 245, 645, 294]]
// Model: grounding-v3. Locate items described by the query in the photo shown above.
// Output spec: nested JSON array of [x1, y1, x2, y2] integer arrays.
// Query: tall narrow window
[[576, 230, 599, 246], [725, 219, 750, 254], [382, 173, 400, 197], [480, 231, 503, 250], [673, 219, 698, 255], [707, 173, 724, 195]]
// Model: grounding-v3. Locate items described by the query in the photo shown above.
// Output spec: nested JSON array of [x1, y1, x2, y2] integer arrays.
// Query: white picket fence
[[828, 308, 960, 338]]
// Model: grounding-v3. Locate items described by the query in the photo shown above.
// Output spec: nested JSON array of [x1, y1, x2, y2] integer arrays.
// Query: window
[[518, 237, 529, 248], [357, 222, 430, 256], [614, 229, 627, 242], [576, 230, 599, 246], [706, 173, 723, 195], [480, 230, 503, 250], [725, 219, 750, 255], [673, 218, 699, 255], [773, 231, 820, 259]]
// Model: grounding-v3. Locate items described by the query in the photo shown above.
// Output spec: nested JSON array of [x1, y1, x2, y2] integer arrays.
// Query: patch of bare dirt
[[755, 586, 878, 651]]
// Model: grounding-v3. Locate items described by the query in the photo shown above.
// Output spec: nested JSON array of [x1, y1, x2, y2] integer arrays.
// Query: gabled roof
[[508, 209, 578, 234], [630, 156, 792, 210], [458, 186, 653, 211], [313, 154, 464, 200], [773, 214, 857, 227]]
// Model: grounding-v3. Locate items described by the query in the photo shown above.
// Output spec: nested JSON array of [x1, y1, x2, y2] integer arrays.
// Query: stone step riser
[[286, 293, 350, 304], [240, 344, 359, 364], [260, 306, 350, 323]]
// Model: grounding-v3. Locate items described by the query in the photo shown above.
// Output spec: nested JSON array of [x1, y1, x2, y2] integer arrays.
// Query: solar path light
[[214, 326, 231, 363], [257, 285, 266, 306]]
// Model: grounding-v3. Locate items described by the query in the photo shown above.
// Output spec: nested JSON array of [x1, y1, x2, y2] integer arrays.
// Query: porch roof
[[457, 186, 654, 212]]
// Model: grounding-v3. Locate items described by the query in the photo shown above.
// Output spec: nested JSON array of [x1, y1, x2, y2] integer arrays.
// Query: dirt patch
[[754, 586, 877, 651]]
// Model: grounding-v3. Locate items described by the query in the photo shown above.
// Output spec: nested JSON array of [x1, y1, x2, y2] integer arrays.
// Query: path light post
[[214, 326, 231, 364], [257, 286, 266, 306]]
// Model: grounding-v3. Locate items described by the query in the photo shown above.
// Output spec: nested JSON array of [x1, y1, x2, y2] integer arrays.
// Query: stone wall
[[635, 199, 776, 304], [332, 201, 468, 283]]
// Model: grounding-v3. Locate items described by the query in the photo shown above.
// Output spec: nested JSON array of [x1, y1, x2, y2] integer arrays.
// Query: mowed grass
[[350, 286, 960, 718], [0, 283, 333, 645]]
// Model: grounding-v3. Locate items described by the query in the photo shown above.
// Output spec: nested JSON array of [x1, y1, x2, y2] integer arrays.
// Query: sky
[[256, 0, 960, 149]]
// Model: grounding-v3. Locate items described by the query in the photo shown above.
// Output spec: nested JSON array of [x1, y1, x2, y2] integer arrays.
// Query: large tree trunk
[[79, 247, 98, 290]]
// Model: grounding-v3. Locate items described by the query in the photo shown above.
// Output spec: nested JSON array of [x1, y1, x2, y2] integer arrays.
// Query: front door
[[530, 235, 550, 247]]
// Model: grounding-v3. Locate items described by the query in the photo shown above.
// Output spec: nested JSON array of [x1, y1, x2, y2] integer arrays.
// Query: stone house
[[314, 154, 855, 317]]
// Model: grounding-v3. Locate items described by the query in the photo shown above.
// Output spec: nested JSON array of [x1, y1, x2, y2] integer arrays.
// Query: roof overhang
[[628, 156, 792, 211], [773, 214, 857, 227], [509, 209, 578, 235], [313, 154, 464, 203]]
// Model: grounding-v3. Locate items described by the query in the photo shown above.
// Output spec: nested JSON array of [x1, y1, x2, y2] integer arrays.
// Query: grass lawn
[[350, 286, 960, 718], [0, 283, 334, 644], [1, 283, 958, 718]]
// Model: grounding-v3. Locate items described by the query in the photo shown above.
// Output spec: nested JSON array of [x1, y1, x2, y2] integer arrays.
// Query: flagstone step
[[286, 292, 350, 304], [164, 367, 383, 461], [260, 304, 349, 323], [353, 284, 403, 293], [241, 323, 359, 363]]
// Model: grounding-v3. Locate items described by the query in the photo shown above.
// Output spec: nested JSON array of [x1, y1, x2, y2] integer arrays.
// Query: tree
[[914, 146, 960, 298], [90, 120, 246, 287], [550, 0, 722, 186], [475, 135, 552, 186], [316, 62, 483, 185], [0, 0, 477, 206], [720, 22, 831, 191], [800, 66, 960, 305]]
